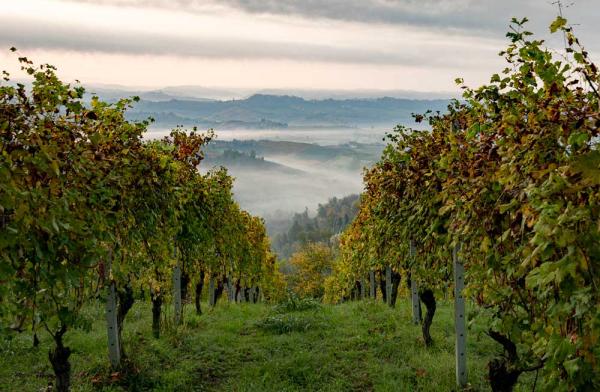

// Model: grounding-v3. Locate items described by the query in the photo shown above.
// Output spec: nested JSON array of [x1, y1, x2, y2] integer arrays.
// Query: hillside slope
[[2, 300, 527, 391]]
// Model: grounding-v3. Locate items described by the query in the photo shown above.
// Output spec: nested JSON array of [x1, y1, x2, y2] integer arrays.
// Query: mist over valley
[[136, 91, 443, 257]]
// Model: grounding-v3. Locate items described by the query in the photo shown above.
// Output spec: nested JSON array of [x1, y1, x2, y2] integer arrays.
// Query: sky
[[1, 0, 599, 96]]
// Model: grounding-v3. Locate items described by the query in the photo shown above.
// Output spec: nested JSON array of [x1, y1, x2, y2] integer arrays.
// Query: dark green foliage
[[274, 194, 359, 260]]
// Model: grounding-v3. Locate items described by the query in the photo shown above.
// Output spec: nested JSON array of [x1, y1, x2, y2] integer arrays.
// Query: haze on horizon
[[2, 0, 599, 97], [4, 0, 600, 235]]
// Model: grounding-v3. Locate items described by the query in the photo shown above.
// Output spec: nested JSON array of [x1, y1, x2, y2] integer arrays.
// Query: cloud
[[58, 0, 599, 37], [0, 15, 495, 68], [217, 0, 506, 33], [4, 0, 597, 90]]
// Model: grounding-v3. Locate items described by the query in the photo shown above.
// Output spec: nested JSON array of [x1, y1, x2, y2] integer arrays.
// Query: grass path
[[2, 299, 536, 391]]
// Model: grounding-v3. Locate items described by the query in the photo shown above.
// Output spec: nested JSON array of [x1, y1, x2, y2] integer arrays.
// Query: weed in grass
[[272, 292, 322, 313], [255, 314, 319, 334]]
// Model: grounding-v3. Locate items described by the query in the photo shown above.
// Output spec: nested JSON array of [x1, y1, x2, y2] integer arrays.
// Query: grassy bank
[[1, 298, 536, 391]]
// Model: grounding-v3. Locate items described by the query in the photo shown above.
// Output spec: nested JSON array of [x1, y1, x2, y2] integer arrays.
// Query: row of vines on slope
[[0, 54, 285, 391], [325, 18, 599, 391]]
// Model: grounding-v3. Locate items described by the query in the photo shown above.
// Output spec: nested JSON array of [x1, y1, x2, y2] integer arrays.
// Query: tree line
[[274, 194, 359, 260]]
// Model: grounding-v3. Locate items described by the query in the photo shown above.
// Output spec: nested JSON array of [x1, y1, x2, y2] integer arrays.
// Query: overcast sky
[[1, 0, 599, 95]]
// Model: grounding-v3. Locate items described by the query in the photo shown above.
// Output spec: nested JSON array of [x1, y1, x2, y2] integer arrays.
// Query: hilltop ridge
[[121, 94, 449, 129]]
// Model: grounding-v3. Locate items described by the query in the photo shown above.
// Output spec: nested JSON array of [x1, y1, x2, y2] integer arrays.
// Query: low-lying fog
[[146, 127, 389, 233], [230, 153, 365, 212], [145, 127, 389, 146]]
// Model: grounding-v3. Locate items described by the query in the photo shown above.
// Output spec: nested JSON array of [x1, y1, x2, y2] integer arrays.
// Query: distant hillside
[[273, 194, 360, 260], [124, 94, 449, 129], [205, 139, 383, 172], [86, 84, 456, 102], [203, 149, 304, 175]]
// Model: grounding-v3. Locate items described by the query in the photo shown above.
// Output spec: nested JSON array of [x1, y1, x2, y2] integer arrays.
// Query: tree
[[288, 243, 333, 298]]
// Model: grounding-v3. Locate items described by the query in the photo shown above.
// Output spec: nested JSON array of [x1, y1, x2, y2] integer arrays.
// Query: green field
[[2, 299, 537, 391]]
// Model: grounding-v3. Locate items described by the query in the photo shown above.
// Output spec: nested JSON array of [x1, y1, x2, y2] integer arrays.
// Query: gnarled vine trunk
[[117, 281, 135, 358], [214, 278, 225, 305], [379, 272, 387, 303], [181, 271, 190, 303], [488, 359, 521, 392], [48, 325, 71, 392], [487, 330, 522, 392], [389, 271, 401, 306], [419, 289, 436, 346], [235, 279, 241, 303], [352, 280, 361, 300], [254, 286, 260, 303], [151, 291, 162, 339]]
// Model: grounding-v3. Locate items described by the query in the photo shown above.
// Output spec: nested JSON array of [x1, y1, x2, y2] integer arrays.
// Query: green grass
[[1, 299, 536, 391]]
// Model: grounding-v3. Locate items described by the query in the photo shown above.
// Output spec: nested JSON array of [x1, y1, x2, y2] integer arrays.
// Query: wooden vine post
[[209, 276, 216, 307], [385, 265, 392, 306], [227, 273, 234, 302], [410, 240, 421, 324], [104, 248, 121, 368], [360, 276, 366, 299], [173, 244, 182, 325], [228, 259, 235, 302], [453, 244, 467, 388], [369, 270, 376, 299]]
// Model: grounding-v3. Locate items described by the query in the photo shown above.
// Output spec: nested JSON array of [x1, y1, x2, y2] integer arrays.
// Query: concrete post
[[385, 265, 392, 306], [209, 277, 216, 307], [453, 244, 467, 388], [410, 240, 421, 324], [104, 249, 121, 368], [173, 245, 182, 325]]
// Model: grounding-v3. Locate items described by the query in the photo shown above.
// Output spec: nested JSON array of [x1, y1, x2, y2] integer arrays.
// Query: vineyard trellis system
[[0, 53, 285, 391], [326, 17, 600, 391]]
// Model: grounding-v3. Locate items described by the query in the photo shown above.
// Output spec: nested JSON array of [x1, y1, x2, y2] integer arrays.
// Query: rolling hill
[[124, 94, 450, 129]]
